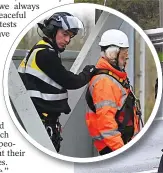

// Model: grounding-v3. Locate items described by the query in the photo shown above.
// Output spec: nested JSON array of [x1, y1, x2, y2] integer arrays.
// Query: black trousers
[[158, 153, 163, 173], [39, 112, 63, 152], [99, 147, 112, 155]]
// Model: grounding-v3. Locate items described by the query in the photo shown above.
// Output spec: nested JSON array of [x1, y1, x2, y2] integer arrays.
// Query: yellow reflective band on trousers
[[28, 90, 68, 101]]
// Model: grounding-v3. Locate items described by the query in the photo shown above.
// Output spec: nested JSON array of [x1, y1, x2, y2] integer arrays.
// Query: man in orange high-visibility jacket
[[85, 29, 141, 155]]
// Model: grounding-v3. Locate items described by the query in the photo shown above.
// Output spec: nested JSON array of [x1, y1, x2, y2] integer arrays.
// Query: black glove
[[82, 65, 96, 77], [79, 65, 97, 84]]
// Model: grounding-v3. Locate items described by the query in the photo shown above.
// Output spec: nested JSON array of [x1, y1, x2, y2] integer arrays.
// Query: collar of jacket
[[43, 37, 59, 53], [96, 57, 127, 80]]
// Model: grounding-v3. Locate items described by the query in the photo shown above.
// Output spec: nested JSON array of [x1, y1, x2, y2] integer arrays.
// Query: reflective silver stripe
[[101, 129, 121, 138], [18, 47, 63, 89], [28, 90, 68, 101], [95, 100, 120, 110], [89, 75, 106, 95], [92, 129, 120, 141], [25, 67, 63, 89], [89, 74, 127, 110], [106, 74, 127, 108], [26, 47, 51, 66], [92, 135, 103, 141], [18, 48, 43, 73], [26, 49, 40, 66], [49, 48, 55, 52], [120, 94, 128, 110], [18, 66, 25, 73], [26, 44, 52, 66]]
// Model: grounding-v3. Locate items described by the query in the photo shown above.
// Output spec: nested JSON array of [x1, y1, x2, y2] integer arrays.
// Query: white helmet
[[99, 29, 129, 48]]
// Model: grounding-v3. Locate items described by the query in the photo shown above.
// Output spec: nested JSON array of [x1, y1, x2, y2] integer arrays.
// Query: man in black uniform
[[18, 12, 96, 152]]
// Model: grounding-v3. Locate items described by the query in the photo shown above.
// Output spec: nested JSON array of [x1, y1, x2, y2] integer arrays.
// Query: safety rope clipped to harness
[[130, 85, 144, 128]]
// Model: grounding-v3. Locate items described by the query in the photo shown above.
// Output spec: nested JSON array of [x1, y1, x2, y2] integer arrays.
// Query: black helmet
[[38, 12, 84, 38]]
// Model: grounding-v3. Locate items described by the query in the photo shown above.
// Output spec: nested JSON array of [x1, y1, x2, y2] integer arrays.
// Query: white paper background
[[1, 1, 162, 172], [0, 0, 74, 172]]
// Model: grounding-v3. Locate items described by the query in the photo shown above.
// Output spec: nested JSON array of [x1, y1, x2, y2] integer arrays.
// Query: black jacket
[[36, 38, 92, 90], [19, 37, 93, 115]]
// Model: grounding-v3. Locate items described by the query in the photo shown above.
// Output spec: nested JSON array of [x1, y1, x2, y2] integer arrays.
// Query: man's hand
[[82, 65, 97, 81], [83, 65, 96, 74]]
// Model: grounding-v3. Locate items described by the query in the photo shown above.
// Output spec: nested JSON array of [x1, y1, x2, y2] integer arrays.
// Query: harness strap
[[94, 69, 130, 89], [115, 92, 135, 131], [85, 69, 130, 114], [85, 69, 135, 136], [86, 88, 96, 113]]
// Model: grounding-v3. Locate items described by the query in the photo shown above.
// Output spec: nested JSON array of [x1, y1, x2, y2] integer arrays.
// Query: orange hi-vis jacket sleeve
[[87, 74, 128, 151]]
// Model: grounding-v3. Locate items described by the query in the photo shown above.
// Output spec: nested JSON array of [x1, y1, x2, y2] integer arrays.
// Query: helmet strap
[[47, 29, 65, 53], [51, 37, 65, 53]]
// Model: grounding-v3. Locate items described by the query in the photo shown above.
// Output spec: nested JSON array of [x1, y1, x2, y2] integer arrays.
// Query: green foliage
[[75, 0, 103, 4], [75, 0, 159, 29], [158, 52, 163, 62]]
